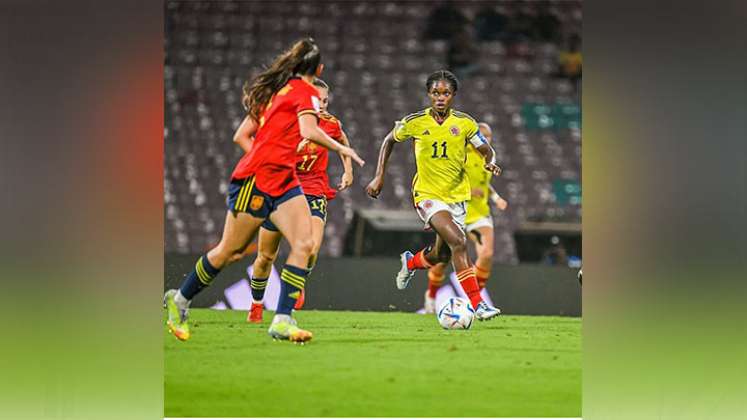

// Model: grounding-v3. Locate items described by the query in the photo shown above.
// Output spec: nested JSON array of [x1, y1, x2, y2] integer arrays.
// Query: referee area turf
[[164, 309, 581, 418]]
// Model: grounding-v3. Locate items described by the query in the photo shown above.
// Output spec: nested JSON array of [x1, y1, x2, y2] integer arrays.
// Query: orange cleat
[[289, 327, 313, 343], [247, 302, 263, 323], [293, 289, 305, 310]]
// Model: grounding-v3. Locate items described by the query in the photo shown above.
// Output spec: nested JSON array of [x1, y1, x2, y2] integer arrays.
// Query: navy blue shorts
[[261, 195, 327, 232], [226, 177, 304, 220]]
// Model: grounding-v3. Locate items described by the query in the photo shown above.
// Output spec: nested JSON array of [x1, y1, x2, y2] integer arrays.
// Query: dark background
[[163, 0, 583, 265], [162, 0, 583, 314]]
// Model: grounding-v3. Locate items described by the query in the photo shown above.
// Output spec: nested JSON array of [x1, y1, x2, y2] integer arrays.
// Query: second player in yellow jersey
[[464, 141, 493, 225]]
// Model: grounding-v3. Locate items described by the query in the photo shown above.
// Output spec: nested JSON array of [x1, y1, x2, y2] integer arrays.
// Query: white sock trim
[[174, 290, 191, 308], [271, 314, 292, 324]]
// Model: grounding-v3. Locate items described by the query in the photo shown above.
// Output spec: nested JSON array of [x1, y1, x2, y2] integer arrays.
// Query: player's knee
[[448, 236, 468, 255], [205, 244, 225, 264]]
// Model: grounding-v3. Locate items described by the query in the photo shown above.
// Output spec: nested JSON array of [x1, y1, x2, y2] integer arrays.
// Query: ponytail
[[242, 38, 321, 121]]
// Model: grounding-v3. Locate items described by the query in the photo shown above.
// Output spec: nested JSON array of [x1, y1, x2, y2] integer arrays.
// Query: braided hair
[[425, 70, 459, 93]]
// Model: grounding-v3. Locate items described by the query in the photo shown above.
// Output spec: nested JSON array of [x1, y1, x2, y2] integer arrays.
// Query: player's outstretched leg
[[430, 211, 500, 321], [399, 229, 453, 291], [396, 244, 439, 289], [167, 210, 263, 340], [247, 226, 282, 323], [265, 195, 314, 342], [293, 213, 325, 309]]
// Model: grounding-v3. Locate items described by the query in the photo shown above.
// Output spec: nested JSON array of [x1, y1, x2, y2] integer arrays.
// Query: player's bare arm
[[489, 185, 509, 211], [366, 130, 399, 198], [476, 143, 502, 176], [298, 114, 364, 167], [232, 115, 258, 154], [337, 129, 354, 190]]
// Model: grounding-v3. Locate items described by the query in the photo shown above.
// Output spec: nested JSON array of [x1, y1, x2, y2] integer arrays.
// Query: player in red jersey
[[164, 38, 364, 343], [246, 78, 353, 323]]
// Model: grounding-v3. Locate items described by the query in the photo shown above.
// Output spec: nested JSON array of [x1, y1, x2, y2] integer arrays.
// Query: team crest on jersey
[[422, 129, 430, 135], [249, 195, 265, 211], [449, 125, 460, 136], [307, 142, 318, 151]]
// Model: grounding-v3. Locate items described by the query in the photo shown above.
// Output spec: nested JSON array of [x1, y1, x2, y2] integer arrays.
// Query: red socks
[[407, 249, 432, 271], [427, 266, 445, 298], [456, 267, 482, 308], [475, 264, 490, 290]]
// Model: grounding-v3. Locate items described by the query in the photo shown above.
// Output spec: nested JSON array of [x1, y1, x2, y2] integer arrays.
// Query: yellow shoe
[[164, 289, 191, 341], [268, 317, 312, 343]]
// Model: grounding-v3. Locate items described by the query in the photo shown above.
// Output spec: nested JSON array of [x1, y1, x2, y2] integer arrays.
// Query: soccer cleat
[[294, 289, 305, 310], [474, 301, 501, 321], [268, 318, 313, 343], [247, 302, 263, 323], [424, 290, 436, 314], [164, 289, 191, 341], [396, 251, 416, 290]]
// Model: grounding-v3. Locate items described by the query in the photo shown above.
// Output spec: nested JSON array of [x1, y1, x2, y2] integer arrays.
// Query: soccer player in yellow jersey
[[366, 70, 502, 321], [423, 122, 509, 313]]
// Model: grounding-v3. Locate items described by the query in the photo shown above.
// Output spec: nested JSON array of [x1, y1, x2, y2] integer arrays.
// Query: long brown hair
[[242, 38, 321, 121]]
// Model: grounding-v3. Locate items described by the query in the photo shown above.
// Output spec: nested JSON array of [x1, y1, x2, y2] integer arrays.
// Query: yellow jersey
[[464, 144, 492, 224], [392, 108, 487, 204]]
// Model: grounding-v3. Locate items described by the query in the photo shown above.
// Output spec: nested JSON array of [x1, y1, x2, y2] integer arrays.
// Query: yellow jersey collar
[[426, 107, 452, 125]]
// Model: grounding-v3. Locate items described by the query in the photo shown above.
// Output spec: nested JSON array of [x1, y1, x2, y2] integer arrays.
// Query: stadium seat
[[164, 0, 582, 262]]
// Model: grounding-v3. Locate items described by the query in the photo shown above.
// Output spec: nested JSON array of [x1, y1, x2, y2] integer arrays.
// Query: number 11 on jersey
[[431, 141, 448, 158]]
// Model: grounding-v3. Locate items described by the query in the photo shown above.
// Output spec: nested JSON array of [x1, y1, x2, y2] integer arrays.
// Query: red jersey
[[296, 113, 343, 200], [231, 78, 320, 195]]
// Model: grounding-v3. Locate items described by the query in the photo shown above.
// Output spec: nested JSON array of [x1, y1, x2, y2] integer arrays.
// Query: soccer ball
[[437, 297, 475, 330]]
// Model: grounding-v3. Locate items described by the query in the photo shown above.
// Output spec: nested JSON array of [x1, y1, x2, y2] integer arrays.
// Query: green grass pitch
[[164, 309, 581, 418]]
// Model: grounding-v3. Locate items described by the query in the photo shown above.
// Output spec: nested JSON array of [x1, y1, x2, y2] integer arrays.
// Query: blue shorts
[[226, 177, 304, 219], [261, 195, 327, 232]]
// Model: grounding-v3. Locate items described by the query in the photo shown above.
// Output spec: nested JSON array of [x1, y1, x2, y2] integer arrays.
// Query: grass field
[[164, 309, 581, 418]]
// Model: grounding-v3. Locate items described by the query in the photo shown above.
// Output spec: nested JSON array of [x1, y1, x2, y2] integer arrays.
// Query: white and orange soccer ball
[[437, 297, 475, 330]]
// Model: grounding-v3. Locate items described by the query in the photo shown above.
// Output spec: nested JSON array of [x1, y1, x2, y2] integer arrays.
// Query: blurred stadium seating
[[164, 0, 582, 264]]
